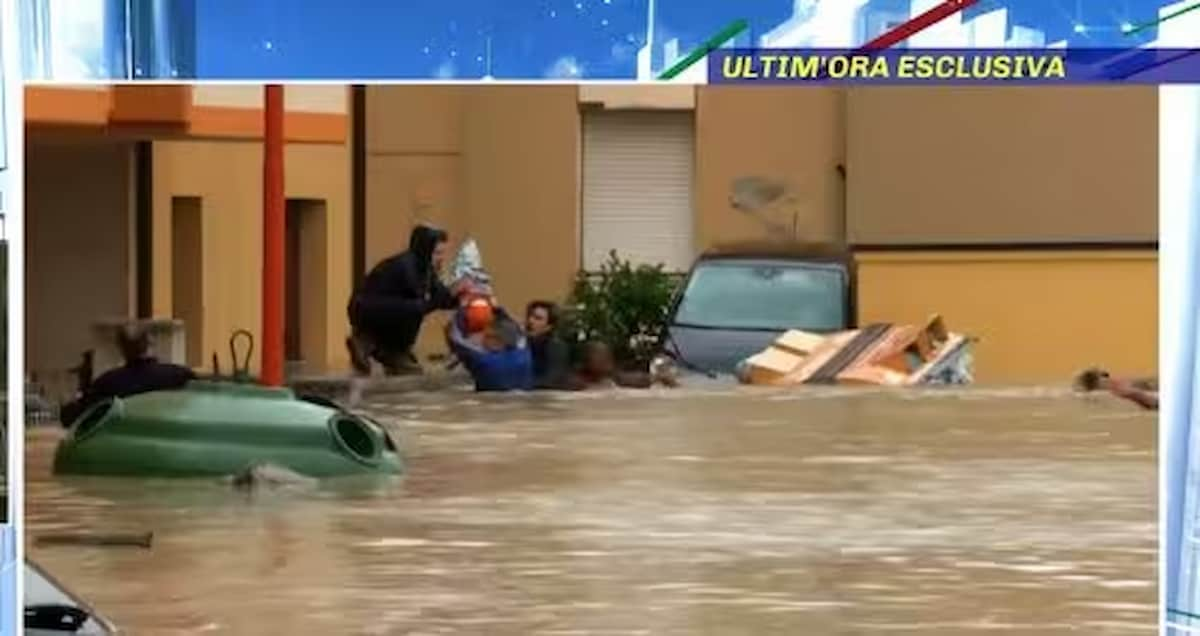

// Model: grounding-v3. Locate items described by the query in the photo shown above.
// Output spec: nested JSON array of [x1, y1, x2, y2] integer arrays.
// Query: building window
[[580, 110, 695, 272]]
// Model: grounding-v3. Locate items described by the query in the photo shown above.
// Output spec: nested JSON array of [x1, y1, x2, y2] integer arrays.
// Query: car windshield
[[673, 260, 847, 332]]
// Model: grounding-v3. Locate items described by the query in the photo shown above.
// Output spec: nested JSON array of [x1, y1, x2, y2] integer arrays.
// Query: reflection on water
[[26, 386, 1156, 635]]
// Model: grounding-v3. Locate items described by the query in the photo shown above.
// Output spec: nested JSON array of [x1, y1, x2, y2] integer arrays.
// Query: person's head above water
[[581, 341, 616, 379], [481, 319, 522, 353], [408, 224, 450, 273], [525, 301, 558, 337], [481, 328, 506, 353], [1075, 367, 1112, 392], [116, 325, 151, 364]]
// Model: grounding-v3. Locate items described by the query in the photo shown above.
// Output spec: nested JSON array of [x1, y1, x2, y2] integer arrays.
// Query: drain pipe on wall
[[836, 163, 848, 246], [835, 86, 849, 247], [262, 85, 285, 386], [351, 85, 367, 284]]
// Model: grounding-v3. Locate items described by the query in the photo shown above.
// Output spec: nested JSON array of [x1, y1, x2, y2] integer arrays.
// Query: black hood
[[408, 224, 447, 273]]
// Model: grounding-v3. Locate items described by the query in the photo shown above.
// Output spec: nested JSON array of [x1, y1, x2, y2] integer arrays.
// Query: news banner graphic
[[1131, 0, 1200, 34], [706, 48, 1200, 84], [18, 0, 1194, 80], [659, 0, 982, 79], [658, 0, 1200, 84]]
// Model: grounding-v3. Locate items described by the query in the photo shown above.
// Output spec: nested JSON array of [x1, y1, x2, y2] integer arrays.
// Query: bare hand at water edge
[[1074, 367, 1158, 411]]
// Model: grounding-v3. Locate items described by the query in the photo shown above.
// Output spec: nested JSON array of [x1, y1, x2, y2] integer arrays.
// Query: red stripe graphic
[[861, 0, 981, 51]]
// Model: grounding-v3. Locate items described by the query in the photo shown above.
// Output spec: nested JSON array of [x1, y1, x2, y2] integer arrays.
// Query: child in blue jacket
[[446, 302, 533, 392]]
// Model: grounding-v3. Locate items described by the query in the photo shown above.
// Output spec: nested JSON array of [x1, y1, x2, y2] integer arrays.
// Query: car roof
[[697, 241, 853, 264]]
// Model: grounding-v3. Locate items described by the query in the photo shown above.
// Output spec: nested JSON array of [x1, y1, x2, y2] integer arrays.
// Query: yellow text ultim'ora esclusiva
[[722, 54, 1068, 80]]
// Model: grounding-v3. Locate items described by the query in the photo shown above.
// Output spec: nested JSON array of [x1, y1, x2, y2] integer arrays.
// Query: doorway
[[171, 196, 203, 368], [284, 199, 328, 374]]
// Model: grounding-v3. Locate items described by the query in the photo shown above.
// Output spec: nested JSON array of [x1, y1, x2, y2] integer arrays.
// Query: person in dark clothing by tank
[[59, 325, 195, 427], [525, 300, 571, 390], [346, 225, 462, 376]]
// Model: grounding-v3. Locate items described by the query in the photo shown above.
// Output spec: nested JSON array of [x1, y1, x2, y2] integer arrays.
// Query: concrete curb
[[288, 370, 472, 400]]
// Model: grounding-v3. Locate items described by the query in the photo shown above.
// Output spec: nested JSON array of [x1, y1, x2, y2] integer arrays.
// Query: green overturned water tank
[[54, 381, 403, 478]]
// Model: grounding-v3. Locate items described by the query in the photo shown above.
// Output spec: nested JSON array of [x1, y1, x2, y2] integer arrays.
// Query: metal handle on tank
[[230, 330, 254, 382]]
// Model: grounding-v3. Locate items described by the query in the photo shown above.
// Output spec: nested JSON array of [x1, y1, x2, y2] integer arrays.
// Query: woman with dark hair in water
[[1076, 367, 1158, 411]]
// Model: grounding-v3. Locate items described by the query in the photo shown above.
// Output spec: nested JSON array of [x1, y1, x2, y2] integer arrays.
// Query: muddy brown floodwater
[[26, 386, 1156, 635]]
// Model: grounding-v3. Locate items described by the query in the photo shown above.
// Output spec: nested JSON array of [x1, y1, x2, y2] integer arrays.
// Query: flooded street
[[26, 387, 1156, 635]]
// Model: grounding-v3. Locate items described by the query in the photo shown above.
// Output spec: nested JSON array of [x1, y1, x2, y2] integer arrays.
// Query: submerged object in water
[[226, 461, 319, 490], [738, 314, 975, 387], [54, 381, 403, 478], [35, 532, 153, 549]]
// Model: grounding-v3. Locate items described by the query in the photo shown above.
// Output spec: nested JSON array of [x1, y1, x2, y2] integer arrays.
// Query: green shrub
[[561, 250, 680, 370]]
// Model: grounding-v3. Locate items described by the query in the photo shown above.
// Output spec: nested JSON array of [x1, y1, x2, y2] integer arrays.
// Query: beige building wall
[[151, 140, 352, 375], [363, 85, 1157, 378], [364, 85, 466, 357], [365, 85, 580, 357], [366, 86, 1158, 277], [694, 86, 846, 248], [846, 87, 1157, 244], [25, 85, 1161, 384], [856, 250, 1157, 383], [26, 138, 136, 388], [192, 85, 348, 114], [459, 86, 580, 321], [27, 85, 354, 381], [364, 86, 465, 269]]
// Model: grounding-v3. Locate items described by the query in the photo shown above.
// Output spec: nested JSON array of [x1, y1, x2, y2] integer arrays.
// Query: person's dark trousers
[[373, 312, 423, 375], [347, 296, 425, 376]]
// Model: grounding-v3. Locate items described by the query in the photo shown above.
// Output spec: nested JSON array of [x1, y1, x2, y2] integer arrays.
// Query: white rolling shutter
[[581, 110, 695, 272]]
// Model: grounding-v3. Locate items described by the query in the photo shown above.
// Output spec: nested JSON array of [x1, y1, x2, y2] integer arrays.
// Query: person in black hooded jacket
[[346, 225, 461, 375], [59, 325, 195, 427]]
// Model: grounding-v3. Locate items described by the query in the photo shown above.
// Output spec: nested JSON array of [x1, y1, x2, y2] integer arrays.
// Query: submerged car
[[658, 243, 855, 377], [26, 560, 118, 635]]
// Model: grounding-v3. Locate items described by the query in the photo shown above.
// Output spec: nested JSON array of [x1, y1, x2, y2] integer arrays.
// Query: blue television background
[[18, 0, 1187, 80]]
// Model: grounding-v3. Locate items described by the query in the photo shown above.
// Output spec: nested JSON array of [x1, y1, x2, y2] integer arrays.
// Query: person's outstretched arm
[[357, 294, 428, 320], [429, 278, 460, 311], [444, 319, 484, 372], [1109, 380, 1159, 411]]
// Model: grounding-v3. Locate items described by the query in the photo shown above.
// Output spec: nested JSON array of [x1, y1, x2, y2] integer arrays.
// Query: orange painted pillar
[[262, 85, 285, 386]]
